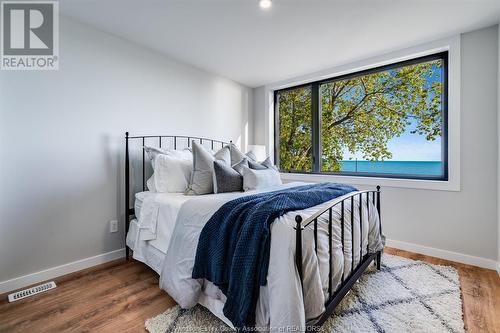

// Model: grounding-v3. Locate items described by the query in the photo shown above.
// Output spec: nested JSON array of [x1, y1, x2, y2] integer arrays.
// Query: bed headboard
[[124, 132, 230, 259]]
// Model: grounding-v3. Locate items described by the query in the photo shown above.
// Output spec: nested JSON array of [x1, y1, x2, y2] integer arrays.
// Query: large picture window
[[275, 52, 448, 180]]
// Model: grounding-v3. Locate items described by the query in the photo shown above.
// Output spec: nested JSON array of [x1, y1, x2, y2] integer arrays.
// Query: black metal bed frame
[[124, 132, 230, 260], [124, 132, 383, 329]]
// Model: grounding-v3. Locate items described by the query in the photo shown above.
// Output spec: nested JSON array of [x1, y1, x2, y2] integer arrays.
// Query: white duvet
[[158, 182, 384, 331]]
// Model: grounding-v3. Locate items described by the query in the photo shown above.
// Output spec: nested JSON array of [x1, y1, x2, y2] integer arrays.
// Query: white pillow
[[144, 146, 192, 162], [144, 147, 193, 192], [146, 175, 157, 192], [153, 153, 193, 192], [241, 166, 282, 191], [144, 146, 170, 161]]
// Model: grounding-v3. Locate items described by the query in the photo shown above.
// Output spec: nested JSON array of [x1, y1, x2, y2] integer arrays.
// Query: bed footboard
[[294, 186, 382, 327]]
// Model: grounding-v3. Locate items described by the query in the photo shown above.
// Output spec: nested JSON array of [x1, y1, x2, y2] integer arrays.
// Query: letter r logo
[[2, 2, 54, 55]]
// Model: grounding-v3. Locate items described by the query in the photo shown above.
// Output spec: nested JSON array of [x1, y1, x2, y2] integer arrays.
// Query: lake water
[[339, 160, 443, 176]]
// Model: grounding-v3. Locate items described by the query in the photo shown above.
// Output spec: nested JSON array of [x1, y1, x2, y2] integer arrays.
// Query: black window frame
[[274, 51, 449, 181]]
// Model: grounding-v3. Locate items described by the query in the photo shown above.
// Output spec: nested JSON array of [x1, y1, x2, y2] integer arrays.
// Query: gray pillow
[[245, 151, 257, 162], [186, 141, 230, 195], [241, 166, 282, 191], [248, 159, 267, 170], [229, 143, 257, 165], [229, 143, 245, 165], [261, 157, 279, 171], [232, 158, 249, 175], [213, 160, 243, 193]]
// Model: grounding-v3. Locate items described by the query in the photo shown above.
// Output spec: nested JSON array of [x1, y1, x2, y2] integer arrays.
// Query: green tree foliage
[[278, 86, 313, 171], [277, 60, 443, 172]]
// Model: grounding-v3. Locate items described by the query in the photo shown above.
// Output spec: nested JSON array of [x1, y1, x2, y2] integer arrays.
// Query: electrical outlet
[[109, 220, 118, 233]]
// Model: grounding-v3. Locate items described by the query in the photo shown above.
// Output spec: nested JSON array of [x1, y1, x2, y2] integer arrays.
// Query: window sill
[[280, 172, 460, 192]]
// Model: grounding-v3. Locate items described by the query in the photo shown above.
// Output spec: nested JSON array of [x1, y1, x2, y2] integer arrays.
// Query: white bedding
[[131, 191, 190, 260], [134, 192, 147, 220], [126, 219, 165, 274], [128, 183, 384, 332]]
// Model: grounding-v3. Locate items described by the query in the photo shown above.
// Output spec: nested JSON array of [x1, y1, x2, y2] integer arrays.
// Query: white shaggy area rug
[[146, 254, 465, 333]]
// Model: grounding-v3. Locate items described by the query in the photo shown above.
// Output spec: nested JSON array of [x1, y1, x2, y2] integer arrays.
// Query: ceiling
[[60, 0, 500, 88]]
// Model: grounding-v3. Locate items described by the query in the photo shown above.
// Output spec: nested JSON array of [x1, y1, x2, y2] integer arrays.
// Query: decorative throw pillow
[[241, 166, 282, 191], [229, 142, 257, 165], [245, 151, 257, 162], [261, 157, 279, 171], [232, 158, 249, 175], [229, 143, 245, 165], [248, 159, 267, 170], [186, 141, 230, 195], [213, 160, 244, 193]]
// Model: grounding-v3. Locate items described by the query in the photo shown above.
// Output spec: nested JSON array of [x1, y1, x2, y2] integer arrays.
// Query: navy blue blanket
[[192, 182, 357, 328]]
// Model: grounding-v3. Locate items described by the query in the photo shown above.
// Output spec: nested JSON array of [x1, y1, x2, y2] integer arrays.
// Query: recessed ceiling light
[[259, 0, 272, 9]]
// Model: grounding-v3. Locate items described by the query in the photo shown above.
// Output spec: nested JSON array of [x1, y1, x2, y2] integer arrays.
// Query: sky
[[342, 128, 442, 161]]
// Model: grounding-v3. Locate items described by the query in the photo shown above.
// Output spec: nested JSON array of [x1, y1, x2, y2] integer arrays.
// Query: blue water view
[[339, 160, 443, 176]]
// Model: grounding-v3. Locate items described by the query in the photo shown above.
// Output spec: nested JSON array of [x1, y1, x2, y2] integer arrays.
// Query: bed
[[124, 133, 384, 331]]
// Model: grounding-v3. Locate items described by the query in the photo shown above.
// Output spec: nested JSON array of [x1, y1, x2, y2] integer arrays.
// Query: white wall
[[251, 26, 499, 267], [0, 17, 252, 284], [252, 86, 266, 145], [498, 23, 500, 272]]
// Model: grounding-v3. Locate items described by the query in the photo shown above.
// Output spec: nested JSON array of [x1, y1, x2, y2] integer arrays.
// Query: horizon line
[[339, 160, 442, 162]]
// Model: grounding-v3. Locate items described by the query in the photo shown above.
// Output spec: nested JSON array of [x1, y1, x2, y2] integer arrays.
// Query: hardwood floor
[[0, 248, 498, 332], [0, 260, 175, 333]]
